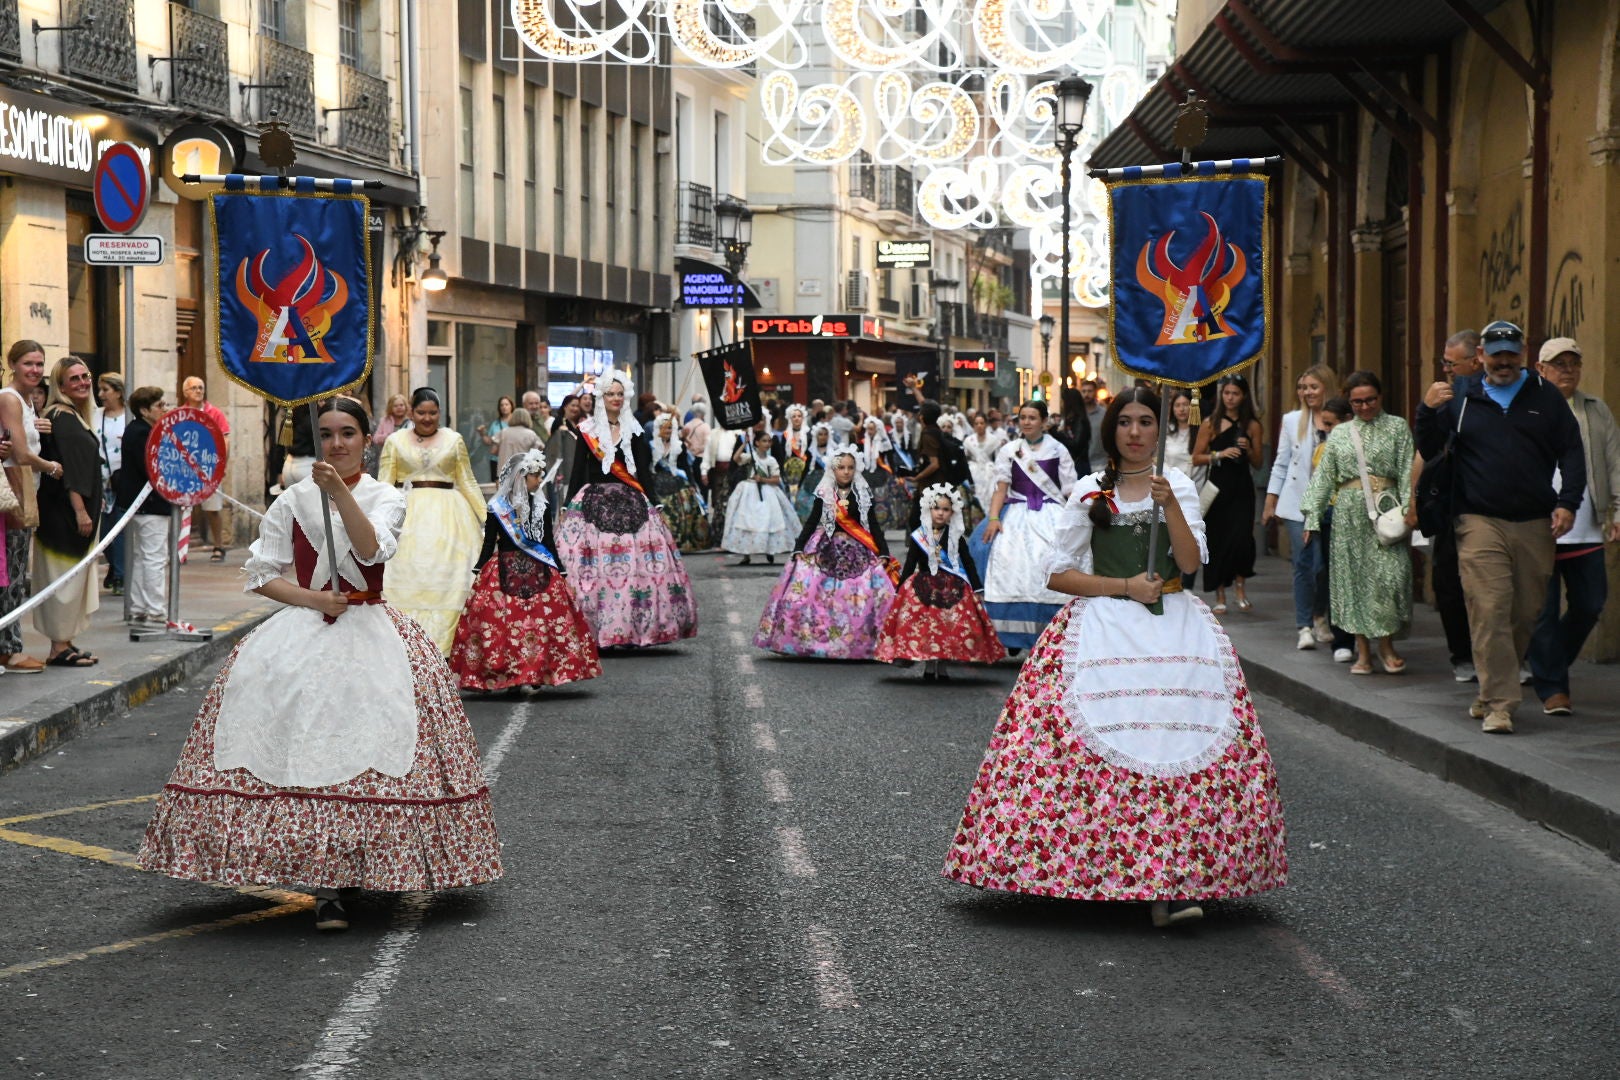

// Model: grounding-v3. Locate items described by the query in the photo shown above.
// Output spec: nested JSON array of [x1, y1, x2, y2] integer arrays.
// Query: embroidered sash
[[578, 428, 646, 495], [911, 526, 970, 583], [491, 496, 559, 569]]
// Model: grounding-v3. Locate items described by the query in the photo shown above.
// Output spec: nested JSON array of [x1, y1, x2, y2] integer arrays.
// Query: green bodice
[[1090, 506, 1177, 616]]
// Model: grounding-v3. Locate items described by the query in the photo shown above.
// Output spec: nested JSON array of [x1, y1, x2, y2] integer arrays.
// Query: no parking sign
[[145, 406, 227, 507]]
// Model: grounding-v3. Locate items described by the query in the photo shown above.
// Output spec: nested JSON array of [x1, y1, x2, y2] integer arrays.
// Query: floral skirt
[[137, 605, 504, 892], [793, 466, 825, 523], [866, 470, 911, 533], [558, 482, 699, 648], [448, 555, 602, 691], [876, 573, 1006, 664], [942, 601, 1289, 902], [652, 472, 711, 553], [754, 532, 897, 659]]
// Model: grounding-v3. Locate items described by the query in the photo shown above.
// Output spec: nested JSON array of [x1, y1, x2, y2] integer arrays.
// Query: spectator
[[521, 389, 545, 419], [681, 402, 711, 489], [1162, 389, 1198, 480], [634, 391, 660, 427], [543, 393, 584, 529], [493, 407, 543, 471], [827, 400, 856, 444], [1418, 329, 1483, 682], [1262, 363, 1339, 651], [683, 393, 705, 425], [120, 386, 174, 628], [0, 339, 56, 674], [1527, 337, 1620, 716], [1311, 397, 1356, 661], [1078, 379, 1106, 468], [476, 395, 515, 483], [1415, 320, 1584, 734], [33, 357, 101, 665], [181, 376, 231, 561], [1192, 373, 1262, 613], [534, 399, 554, 439], [1301, 371, 1415, 674], [93, 372, 127, 595], [373, 393, 409, 446], [1052, 386, 1092, 474]]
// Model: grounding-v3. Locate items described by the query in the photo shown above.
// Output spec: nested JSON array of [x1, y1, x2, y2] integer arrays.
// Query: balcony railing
[[675, 181, 713, 247], [705, 6, 757, 75], [167, 2, 229, 114], [0, 0, 19, 62], [338, 64, 391, 163], [970, 311, 1010, 353], [848, 150, 874, 202], [877, 165, 913, 217], [59, 0, 136, 91], [256, 36, 316, 139]]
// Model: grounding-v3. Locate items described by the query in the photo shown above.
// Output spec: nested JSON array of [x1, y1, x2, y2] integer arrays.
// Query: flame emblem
[[1135, 212, 1247, 346], [721, 360, 747, 403], [233, 234, 351, 363]]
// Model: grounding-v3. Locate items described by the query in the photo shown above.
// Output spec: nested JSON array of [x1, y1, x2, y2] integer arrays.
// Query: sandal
[[1212, 602, 1228, 615], [1350, 661, 1374, 675], [2, 655, 45, 674], [46, 648, 96, 668], [210, 547, 227, 562], [1378, 651, 1407, 675]]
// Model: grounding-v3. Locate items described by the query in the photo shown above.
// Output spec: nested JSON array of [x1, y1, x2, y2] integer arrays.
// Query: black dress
[[1202, 420, 1257, 589]]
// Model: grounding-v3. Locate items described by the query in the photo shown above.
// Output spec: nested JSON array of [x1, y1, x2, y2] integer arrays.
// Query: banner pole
[[308, 401, 344, 598]]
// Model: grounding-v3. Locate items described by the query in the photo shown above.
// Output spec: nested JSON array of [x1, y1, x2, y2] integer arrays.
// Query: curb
[[1241, 651, 1620, 863], [0, 609, 270, 774]]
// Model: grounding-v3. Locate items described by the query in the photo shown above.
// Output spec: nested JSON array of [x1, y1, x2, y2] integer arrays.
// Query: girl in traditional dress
[[965, 411, 1007, 511], [943, 387, 1288, 928], [979, 399, 1080, 651], [449, 448, 602, 692], [793, 422, 835, 523], [877, 483, 1005, 679], [649, 410, 711, 552], [378, 387, 486, 654], [138, 398, 503, 933], [558, 369, 698, 648], [755, 448, 899, 659], [860, 415, 910, 532], [723, 429, 798, 564], [778, 403, 811, 500]]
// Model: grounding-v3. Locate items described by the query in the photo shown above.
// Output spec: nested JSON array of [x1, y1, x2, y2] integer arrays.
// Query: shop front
[[744, 313, 887, 409]]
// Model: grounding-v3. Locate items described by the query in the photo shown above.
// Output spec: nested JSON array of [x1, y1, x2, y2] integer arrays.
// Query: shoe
[[2, 656, 45, 674], [167, 620, 197, 634], [1452, 662, 1477, 683], [737, 556, 752, 566], [1296, 627, 1317, 651], [314, 898, 349, 932], [920, 668, 937, 682], [1519, 665, 1532, 685], [766, 555, 775, 565], [1212, 602, 1228, 615], [1377, 650, 1406, 675], [936, 666, 952, 682], [1312, 615, 1334, 643], [1350, 660, 1373, 675], [1482, 710, 1514, 734], [1150, 900, 1205, 927], [1469, 699, 1488, 720], [1543, 694, 1573, 716], [109, 582, 123, 596], [1332, 648, 1354, 663], [1236, 598, 1253, 613]]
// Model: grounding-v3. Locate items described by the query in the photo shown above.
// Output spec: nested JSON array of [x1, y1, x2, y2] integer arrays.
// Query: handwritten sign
[[145, 405, 227, 507]]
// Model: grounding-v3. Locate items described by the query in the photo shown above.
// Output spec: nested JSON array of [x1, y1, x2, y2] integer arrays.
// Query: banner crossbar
[[1088, 156, 1283, 182], [181, 174, 384, 192]]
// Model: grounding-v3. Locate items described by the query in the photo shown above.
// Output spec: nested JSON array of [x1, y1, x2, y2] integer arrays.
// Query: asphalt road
[[3, 552, 1618, 1079]]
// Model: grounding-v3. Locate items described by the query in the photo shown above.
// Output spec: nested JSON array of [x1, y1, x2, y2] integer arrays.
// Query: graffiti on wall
[[1547, 251, 1588, 341], [1479, 201, 1525, 318]]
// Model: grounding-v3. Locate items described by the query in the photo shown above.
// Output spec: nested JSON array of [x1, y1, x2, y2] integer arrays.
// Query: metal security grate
[[257, 36, 316, 139], [59, 0, 136, 92], [339, 64, 390, 163], [0, 0, 20, 62], [676, 181, 713, 246], [168, 2, 229, 115]]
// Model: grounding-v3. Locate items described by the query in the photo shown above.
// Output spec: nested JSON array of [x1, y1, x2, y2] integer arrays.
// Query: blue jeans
[[1283, 518, 1323, 629], [1528, 547, 1607, 700], [100, 500, 125, 584]]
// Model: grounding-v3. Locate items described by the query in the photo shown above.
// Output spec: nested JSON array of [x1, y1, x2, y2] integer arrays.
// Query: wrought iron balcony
[[848, 150, 874, 202], [877, 165, 913, 217], [705, 5, 756, 75], [676, 181, 713, 247], [0, 0, 19, 63], [256, 36, 316, 140], [970, 311, 1011, 352], [59, 0, 136, 92], [166, 2, 228, 115], [338, 65, 390, 164]]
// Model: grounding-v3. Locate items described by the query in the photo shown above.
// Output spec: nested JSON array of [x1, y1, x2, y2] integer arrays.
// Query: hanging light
[[419, 231, 448, 292], [1037, 313, 1054, 345]]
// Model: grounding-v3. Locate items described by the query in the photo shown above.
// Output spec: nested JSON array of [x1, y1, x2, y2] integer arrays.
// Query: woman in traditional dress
[[450, 448, 601, 692], [943, 386, 1288, 928], [558, 369, 698, 648], [138, 398, 503, 933], [1301, 370, 1414, 674], [648, 410, 711, 552], [703, 425, 742, 541], [1193, 373, 1264, 614], [965, 411, 1007, 512], [779, 403, 812, 501], [876, 482, 1005, 680], [378, 388, 486, 654], [32, 356, 101, 666], [723, 429, 799, 564], [793, 422, 835, 524], [979, 399, 1080, 651], [755, 447, 899, 659], [860, 415, 910, 533]]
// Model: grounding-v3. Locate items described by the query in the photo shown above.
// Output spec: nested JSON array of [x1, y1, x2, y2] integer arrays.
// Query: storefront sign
[[0, 85, 154, 188], [875, 239, 932, 269], [679, 269, 745, 307], [952, 351, 997, 379], [84, 234, 164, 265], [746, 314, 883, 340], [160, 121, 242, 200]]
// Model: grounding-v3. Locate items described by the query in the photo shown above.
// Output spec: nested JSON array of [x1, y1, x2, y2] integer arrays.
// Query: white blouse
[[1047, 468, 1209, 578]]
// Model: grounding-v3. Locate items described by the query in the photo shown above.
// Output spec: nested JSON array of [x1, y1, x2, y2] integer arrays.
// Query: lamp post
[[714, 195, 753, 346], [1054, 76, 1092, 409], [931, 274, 959, 402], [419, 231, 448, 292], [1037, 312, 1054, 400]]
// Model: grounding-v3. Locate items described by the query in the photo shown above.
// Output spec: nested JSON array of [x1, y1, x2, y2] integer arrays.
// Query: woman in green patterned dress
[[649, 410, 711, 552], [1301, 370, 1415, 675]]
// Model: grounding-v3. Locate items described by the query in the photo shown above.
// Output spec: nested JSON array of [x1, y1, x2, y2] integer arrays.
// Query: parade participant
[[32, 357, 101, 666], [702, 424, 742, 539], [558, 369, 698, 648], [943, 386, 1288, 927], [449, 448, 601, 692], [722, 429, 798, 565], [778, 403, 811, 499], [860, 415, 910, 532], [377, 387, 486, 654], [965, 412, 1007, 510], [755, 448, 898, 658], [979, 399, 1080, 650], [649, 410, 710, 552], [138, 397, 503, 933], [876, 483, 1004, 679], [794, 422, 835, 523]]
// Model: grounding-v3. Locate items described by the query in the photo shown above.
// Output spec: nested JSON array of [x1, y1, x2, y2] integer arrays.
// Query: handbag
[[4, 465, 35, 529], [1348, 422, 1410, 547], [1416, 397, 1468, 538], [1196, 467, 1218, 515], [0, 464, 19, 523]]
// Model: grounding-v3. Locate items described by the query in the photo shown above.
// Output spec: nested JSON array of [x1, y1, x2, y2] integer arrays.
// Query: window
[[338, 0, 361, 67], [525, 96, 537, 250], [460, 77, 476, 238], [493, 73, 508, 245], [605, 121, 618, 265], [580, 116, 593, 261], [714, 110, 731, 195], [675, 94, 692, 181], [630, 124, 643, 268], [259, 0, 286, 40], [553, 102, 566, 250], [653, 146, 663, 272]]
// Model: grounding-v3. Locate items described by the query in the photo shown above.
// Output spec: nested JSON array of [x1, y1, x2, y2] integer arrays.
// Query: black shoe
[[766, 555, 776, 564], [737, 556, 752, 566], [920, 669, 937, 681], [1150, 899, 1204, 927], [936, 668, 952, 682], [314, 898, 349, 932]]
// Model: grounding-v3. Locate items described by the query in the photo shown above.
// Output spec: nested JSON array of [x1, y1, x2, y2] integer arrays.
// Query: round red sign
[[145, 405, 228, 507]]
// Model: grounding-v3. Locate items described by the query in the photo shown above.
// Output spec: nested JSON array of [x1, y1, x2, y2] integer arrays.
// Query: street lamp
[[1054, 75, 1092, 409], [932, 274, 959, 401], [419, 231, 448, 292], [714, 196, 753, 344], [1037, 313, 1054, 400]]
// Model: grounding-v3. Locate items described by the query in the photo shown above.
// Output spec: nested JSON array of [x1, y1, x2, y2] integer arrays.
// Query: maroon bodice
[[292, 522, 384, 593]]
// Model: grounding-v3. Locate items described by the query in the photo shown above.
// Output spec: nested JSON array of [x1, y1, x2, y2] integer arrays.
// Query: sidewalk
[[0, 551, 273, 771], [1222, 553, 1620, 861]]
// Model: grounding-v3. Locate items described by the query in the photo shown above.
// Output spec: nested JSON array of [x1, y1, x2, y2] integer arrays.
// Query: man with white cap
[[1527, 336, 1620, 716]]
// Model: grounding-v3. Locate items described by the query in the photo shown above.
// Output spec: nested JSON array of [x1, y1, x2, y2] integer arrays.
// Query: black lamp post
[[932, 274, 959, 401], [1054, 76, 1092, 406], [1037, 313, 1054, 399], [714, 195, 753, 345]]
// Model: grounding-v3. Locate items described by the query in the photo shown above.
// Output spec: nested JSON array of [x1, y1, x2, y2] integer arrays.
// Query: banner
[[210, 190, 373, 406], [892, 350, 938, 410], [1106, 168, 1269, 389], [697, 340, 764, 430]]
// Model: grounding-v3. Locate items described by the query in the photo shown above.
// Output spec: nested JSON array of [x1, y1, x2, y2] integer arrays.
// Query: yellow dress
[[378, 428, 487, 653]]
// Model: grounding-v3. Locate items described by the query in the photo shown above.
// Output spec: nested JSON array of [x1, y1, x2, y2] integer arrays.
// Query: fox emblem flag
[[698, 341, 764, 430]]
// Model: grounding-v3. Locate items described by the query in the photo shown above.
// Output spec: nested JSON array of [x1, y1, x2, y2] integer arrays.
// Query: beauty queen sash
[[491, 496, 559, 569], [910, 526, 971, 583], [1009, 443, 1065, 509], [836, 500, 900, 585]]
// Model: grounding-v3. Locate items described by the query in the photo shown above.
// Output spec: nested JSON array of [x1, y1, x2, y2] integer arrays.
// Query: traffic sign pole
[[122, 264, 135, 625]]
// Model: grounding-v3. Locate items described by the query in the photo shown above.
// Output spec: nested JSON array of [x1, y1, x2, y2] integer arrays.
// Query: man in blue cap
[[1416, 319, 1585, 735]]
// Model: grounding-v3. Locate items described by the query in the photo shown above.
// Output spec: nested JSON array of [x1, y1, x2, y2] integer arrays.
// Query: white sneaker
[[1519, 665, 1532, 685], [1296, 627, 1317, 651], [1312, 615, 1334, 643], [1453, 662, 1477, 683], [1333, 647, 1354, 663]]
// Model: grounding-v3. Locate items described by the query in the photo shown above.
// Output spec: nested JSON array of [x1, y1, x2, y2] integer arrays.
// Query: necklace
[[1119, 464, 1153, 476]]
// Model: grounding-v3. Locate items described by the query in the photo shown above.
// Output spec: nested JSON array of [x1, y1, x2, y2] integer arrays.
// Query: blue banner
[[1107, 172, 1269, 389], [210, 191, 373, 406]]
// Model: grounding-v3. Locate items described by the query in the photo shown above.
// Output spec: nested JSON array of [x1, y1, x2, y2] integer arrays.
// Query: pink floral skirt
[[754, 532, 897, 659], [942, 603, 1288, 902], [138, 606, 503, 892], [558, 482, 699, 648], [449, 556, 602, 690]]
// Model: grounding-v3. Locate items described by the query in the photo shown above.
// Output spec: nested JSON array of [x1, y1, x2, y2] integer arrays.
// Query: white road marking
[[726, 610, 741, 625], [776, 826, 817, 878], [804, 926, 859, 1009], [750, 722, 779, 753], [1259, 926, 1365, 1010], [762, 769, 792, 804], [295, 703, 530, 1077], [736, 654, 756, 675], [730, 631, 748, 647], [743, 685, 765, 709]]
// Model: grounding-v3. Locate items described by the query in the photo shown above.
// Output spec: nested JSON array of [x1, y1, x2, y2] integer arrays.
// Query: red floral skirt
[[449, 556, 602, 690], [875, 572, 1007, 664]]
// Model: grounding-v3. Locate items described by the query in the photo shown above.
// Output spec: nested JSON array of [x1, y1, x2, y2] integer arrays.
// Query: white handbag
[[1348, 422, 1410, 547]]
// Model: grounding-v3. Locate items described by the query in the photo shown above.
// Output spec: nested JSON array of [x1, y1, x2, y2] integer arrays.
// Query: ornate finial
[[1171, 93, 1208, 154], [258, 116, 297, 170]]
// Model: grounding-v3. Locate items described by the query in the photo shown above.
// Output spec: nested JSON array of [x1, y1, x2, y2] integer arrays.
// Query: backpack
[[935, 430, 972, 487]]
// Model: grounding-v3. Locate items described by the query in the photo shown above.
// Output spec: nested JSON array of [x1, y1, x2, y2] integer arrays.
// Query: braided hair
[[1088, 385, 1162, 529]]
